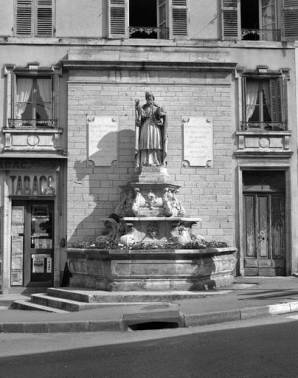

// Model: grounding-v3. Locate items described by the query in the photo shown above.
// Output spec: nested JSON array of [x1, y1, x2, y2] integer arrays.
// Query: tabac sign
[[0, 159, 60, 171], [10, 173, 56, 196]]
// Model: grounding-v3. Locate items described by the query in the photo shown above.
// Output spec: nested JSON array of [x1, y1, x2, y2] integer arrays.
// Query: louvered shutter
[[108, 0, 128, 38], [270, 79, 282, 123], [221, 0, 240, 40], [36, 0, 53, 36], [15, 0, 33, 36], [281, 76, 288, 126], [282, 0, 298, 41], [242, 77, 247, 123], [169, 0, 188, 39], [157, 0, 168, 39]]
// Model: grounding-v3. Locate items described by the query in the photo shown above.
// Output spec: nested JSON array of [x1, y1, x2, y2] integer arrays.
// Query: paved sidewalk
[[1, 276, 298, 333]]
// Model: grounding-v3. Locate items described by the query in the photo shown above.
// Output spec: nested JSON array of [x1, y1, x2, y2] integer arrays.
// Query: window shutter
[[282, 0, 298, 41], [169, 0, 188, 39], [242, 77, 247, 123], [108, 0, 128, 38], [36, 0, 53, 36], [15, 0, 33, 36], [221, 0, 240, 40], [281, 76, 288, 126], [157, 0, 168, 39], [270, 79, 282, 123]]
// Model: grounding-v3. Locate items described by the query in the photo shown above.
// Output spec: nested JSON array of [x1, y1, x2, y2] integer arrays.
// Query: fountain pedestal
[[67, 166, 237, 291]]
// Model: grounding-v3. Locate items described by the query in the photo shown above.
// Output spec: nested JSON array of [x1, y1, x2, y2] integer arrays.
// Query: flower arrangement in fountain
[[71, 238, 228, 250]]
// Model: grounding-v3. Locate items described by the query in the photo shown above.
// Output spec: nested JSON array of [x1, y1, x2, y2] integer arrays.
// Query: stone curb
[[1, 301, 298, 334], [0, 320, 122, 334], [184, 301, 298, 327]]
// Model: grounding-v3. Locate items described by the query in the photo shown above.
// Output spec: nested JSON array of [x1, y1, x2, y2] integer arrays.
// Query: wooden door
[[244, 193, 285, 276], [243, 170, 286, 276]]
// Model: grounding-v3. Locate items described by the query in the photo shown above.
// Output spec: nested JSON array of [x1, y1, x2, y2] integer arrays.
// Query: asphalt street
[[1, 314, 298, 378]]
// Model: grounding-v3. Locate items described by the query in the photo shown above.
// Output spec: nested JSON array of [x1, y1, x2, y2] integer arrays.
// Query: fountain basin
[[66, 247, 237, 291]]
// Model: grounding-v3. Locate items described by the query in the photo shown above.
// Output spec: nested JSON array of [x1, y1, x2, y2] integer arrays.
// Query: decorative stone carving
[[96, 217, 124, 244], [115, 188, 142, 217], [171, 223, 193, 245], [162, 188, 185, 217], [148, 222, 159, 239], [258, 137, 270, 148], [27, 135, 40, 146], [145, 189, 157, 210], [171, 223, 206, 246], [131, 188, 141, 216], [119, 225, 135, 248]]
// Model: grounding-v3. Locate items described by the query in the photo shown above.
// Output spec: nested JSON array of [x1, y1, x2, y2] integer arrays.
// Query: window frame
[[107, 0, 189, 40], [5, 66, 58, 129], [14, 0, 55, 37], [14, 76, 54, 127], [221, 0, 298, 42], [241, 70, 288, 131]]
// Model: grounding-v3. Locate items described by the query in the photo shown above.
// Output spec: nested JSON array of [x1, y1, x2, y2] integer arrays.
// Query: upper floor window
[[241, 69, 288, 131], [221, 0, 298, 41], [15, 77, 53, 127], [108, 0, 188, 40], [14, 0, 54, 37], [4, 65, 58, 129]]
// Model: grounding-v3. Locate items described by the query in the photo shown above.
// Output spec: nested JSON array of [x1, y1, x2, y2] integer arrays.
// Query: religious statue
[[135, 92, 168, 167]]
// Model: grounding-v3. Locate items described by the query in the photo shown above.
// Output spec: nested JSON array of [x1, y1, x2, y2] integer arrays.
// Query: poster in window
[[11, 235, 24, 285], [11, 270, 23, 286], [47, 257, 52, 273], [12, 207, 24, 224], [32, 255, 45, 273]]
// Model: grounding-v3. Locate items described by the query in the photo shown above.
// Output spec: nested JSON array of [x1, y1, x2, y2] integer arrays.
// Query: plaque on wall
[[183, 117, 213, 167], [87, 116, 118, 166]]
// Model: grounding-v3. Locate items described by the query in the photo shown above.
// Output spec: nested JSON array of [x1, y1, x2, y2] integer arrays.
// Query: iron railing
[[241, 28, 281, 42], [241, 121, 287, 131], [129, 26, 169, 39], [7, 119, 58, 128]]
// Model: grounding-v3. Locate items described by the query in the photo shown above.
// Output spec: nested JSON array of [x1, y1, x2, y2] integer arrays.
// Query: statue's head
[[145, 91, 154, 103]]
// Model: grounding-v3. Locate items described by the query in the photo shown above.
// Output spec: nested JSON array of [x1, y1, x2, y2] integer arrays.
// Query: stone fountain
[[66, 92, 237, 291]]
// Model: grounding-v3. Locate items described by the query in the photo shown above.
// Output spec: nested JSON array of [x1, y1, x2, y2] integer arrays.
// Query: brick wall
[[67, 71, 234, 247]]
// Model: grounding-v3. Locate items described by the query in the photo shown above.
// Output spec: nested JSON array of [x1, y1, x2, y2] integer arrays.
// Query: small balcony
[[241, 28, 281, 42], [3, 118, 63, 154]]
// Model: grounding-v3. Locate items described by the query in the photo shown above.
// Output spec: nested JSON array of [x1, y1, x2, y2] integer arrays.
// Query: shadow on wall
[[68, 129, 135, 247]]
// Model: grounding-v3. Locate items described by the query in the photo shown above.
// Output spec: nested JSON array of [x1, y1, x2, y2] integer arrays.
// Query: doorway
[[11, 200, 54, 287], [243, 171, 285, 276]]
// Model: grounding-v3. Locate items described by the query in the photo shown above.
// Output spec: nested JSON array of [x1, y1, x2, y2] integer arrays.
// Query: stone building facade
[[0, 0, 298, 293]]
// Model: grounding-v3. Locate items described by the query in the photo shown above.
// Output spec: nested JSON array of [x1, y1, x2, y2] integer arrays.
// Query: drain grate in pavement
[[128, 321, 179, 331], [122, 310, 185, 331]]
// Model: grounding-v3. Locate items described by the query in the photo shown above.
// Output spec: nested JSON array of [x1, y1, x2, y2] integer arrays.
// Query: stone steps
[[11, 299, 70, 313], [47, 287, 211, 303], [30, 293, 112, 312], [10, 287, 228, 313]]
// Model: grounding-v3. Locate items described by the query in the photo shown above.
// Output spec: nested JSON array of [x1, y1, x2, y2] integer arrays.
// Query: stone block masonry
[[67, 70, 235, 247]]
